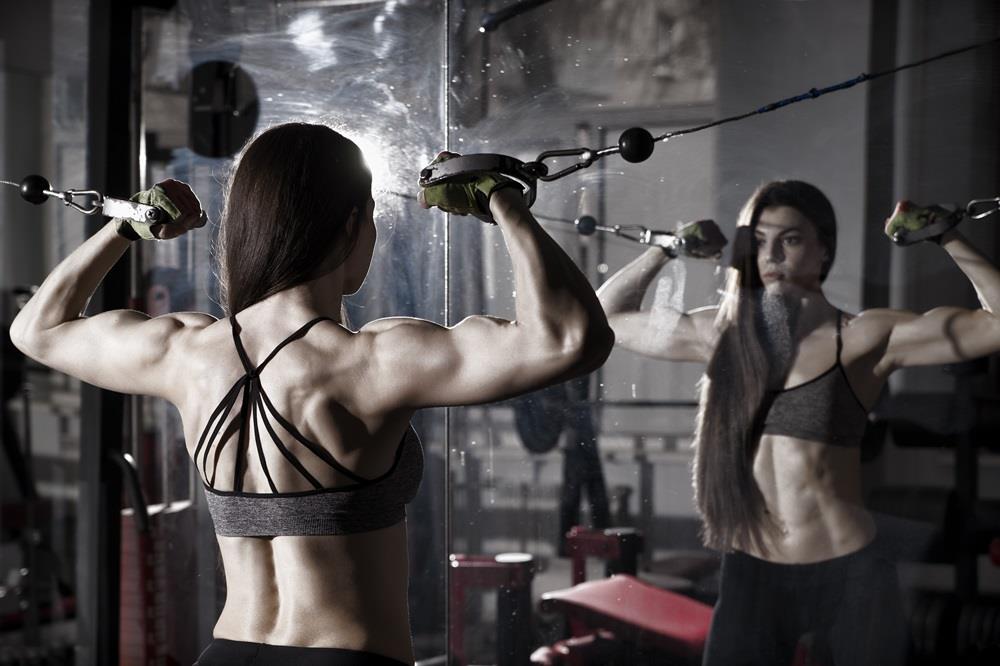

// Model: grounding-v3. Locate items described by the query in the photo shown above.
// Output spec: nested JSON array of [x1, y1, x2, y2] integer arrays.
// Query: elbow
[[8, 320, 33, 356], [8, 326, 41, 361], [8, 316, 51, 362], [586, 323, 616, 372], [560, 319, 615, 375]]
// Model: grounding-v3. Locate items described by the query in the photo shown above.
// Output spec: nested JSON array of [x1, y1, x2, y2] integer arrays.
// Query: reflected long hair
[[693, 180, 836, 554], [217, 123, 372, 316]]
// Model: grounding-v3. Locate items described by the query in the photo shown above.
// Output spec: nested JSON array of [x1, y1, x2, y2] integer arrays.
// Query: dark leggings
[[702, 542, 910, 666], [194, 639, 410, 666]]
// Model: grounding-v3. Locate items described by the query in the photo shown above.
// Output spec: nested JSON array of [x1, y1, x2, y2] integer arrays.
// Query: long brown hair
[[216, 123, 372, 316], [693, 180, 836, 553]]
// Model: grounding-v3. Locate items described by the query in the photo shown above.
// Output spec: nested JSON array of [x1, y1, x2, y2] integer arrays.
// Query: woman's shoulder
[[839, 307, 911, 357], [845, 307, 916, 332], [358, 316, 441, 335]]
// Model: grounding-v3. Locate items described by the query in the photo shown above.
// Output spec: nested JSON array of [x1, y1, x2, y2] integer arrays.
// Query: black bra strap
[[229, 314, 256, 376], [230, 314, 332, 377], [256, 316, 332, 374]]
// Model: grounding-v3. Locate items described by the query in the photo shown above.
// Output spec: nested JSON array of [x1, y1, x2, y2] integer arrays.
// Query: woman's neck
[[790, 289, 838, 338], [242, 268, 346, 323]]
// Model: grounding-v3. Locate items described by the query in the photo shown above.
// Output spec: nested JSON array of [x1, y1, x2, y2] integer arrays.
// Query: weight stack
[[910, 593, 1000, 665], [954, 598, 1000, 665], [118, 502, 200, 666], [120, 508, 165, 666]]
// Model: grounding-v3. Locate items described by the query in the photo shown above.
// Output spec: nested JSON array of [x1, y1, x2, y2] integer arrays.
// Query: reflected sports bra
[[198, 314, 423, 537], [760, 312, 869, 447]]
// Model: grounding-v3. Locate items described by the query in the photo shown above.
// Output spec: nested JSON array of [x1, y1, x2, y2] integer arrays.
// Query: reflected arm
[[597, 247, 671, 314], [597, 248, 716, 362], [874, 229, 1000, 370]]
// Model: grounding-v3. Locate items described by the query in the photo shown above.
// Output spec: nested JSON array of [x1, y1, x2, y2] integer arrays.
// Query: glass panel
[[0, 1, 89, 661], [136, 2, 447, 663], [446, 3, 719, 661], [447, 1, 999, 665]]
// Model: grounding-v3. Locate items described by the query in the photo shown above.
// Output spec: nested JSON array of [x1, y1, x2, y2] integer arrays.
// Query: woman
[[597, 180, 1000, 666], [10, 123, 614, 665]]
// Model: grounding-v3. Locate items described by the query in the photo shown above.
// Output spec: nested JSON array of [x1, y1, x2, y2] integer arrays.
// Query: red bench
[[538, 574, 713, 665]]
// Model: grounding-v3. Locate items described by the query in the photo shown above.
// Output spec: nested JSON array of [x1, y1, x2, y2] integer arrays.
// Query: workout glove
[[674, 219, 728, 259], [113, 184, 183, 241], [418, 153, 523, 223], [884, 200, 961, 246]]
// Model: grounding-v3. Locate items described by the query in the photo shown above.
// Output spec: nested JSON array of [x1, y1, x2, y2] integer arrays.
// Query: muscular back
[[174, 313, 417, 662]]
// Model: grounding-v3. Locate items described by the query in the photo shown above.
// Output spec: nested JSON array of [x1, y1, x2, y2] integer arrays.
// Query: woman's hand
[[154, 179, 206, 239], [417, 152, 522, 223], [675, 218, 728, 259], [883, 200, 961, 246], [114, 178, 206, 241]]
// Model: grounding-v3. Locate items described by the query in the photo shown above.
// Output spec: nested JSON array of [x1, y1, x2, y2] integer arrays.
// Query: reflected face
[[753, 206, 828, 292], [343, 197, 377, 295]]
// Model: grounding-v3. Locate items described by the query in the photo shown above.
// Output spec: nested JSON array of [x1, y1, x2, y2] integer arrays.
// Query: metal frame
[[78, 1, 145, 664]]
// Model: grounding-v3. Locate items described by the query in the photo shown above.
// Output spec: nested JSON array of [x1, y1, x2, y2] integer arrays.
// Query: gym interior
[[1, 1, 999, 664]]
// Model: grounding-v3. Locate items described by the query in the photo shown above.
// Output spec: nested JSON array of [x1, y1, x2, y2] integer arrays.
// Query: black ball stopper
[[574, 215, 598, 236], [20, 175, 50, 205], [618, 127, 655, 163]]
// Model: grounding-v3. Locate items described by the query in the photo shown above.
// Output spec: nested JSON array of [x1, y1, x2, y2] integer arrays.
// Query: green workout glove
[[884, 200, 960, 246], [419, 154, 523, 223], [113, 184, 182, 241], [675, 218, 728, 259]]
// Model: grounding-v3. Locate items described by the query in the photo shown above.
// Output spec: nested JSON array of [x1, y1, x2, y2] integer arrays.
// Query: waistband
[[722, 537, 882, 582], [195, 639, 411, 666]]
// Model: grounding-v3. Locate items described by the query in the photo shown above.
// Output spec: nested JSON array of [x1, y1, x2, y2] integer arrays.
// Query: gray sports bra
[[760, 312, 869, 447], [197, 314, 423, 537]]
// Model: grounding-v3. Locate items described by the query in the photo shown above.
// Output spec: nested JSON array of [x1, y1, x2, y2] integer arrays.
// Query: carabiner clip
[[531, 147, 600, 182], [59, 189, 105, 215], [966, 197, 1000, 220]]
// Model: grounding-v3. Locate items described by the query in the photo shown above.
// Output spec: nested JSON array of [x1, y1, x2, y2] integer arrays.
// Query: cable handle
[[417, 153, 543, 209], [889, 196, 999, 246], [3, 174, 167, 225]]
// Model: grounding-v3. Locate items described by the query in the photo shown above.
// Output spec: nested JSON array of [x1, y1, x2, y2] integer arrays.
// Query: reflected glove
[[112, 184, 181, 241], [418, 153, 523, 223], [672, 219, 727, 259], [884, 200, 962, 246]]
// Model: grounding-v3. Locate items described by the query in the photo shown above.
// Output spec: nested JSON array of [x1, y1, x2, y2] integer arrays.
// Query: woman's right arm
[[360, 188, 615, 410], [597, 246, 717, 363]]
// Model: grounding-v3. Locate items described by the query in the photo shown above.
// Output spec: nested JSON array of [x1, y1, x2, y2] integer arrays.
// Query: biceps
[[23, 311, 181, 399], [890, 307, 1000, 367], [607, 311, 707, 362]]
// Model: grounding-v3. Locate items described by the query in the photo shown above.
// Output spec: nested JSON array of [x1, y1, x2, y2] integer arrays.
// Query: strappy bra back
[[196, 314, 423, 537], [760, 312, 869, 447]]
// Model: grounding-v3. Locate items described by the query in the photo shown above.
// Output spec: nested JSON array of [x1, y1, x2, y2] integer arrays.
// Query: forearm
[[490, 191, 609, 345], [11, 221, 131, 342], [941, 229, 1000, 314], [595, 247, 671, 314]]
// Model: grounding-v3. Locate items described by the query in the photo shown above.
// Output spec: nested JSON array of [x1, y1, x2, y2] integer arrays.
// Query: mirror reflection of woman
[[598, 180, 1000, 666], [10, 123, 614, 666]]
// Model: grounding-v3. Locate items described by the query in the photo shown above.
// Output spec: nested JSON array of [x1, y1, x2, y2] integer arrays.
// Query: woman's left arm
[[871, 229, 1000, 371], [9, 181, 211, 402]]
